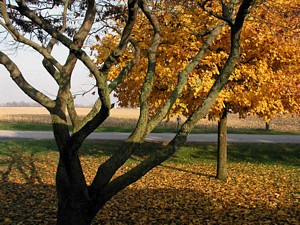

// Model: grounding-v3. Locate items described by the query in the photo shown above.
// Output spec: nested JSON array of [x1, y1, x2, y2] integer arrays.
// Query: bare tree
[[0, 0, 256, 224]]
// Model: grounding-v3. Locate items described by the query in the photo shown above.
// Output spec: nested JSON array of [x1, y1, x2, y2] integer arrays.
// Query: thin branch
[[66, 90, 79, 130], [72, 0, 96, 48], [127, 0, 162, 142], [146, 23, 225, 133], [87, 0, 142, 192], [14, 0, 102, 85], [198, 0, 233, 25], [170, 0, 257, 145], [0, 1, 64, 73], [70, 0, 139, 144], [62, 0, 97, 130], [42, 0, 70, 83], [108, 38, 140, 92], [0, 51, 55, 109]]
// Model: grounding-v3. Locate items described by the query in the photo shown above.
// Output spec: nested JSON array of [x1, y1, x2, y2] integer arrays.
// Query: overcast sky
[[0, 43, 105, 106]]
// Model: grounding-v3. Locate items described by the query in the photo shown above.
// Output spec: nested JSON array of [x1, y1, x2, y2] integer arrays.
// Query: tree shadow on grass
[[5, 140, 298, 167], [227, 143, 300, 166], [0, 143, 43, 183], [0, 145, 57, 224], [173, 142, 300, 166], [0, 144, 299, 224]]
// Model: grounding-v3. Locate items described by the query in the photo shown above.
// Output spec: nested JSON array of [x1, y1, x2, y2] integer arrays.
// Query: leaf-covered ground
[[0, 140, 299, 224]]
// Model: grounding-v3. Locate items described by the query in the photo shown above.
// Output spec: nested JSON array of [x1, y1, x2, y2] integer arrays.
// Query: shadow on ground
[[0, 140, 299, 224], [1, 181, 299, 225], [172, 142, 300, 166], [1, 140, 299, 166]]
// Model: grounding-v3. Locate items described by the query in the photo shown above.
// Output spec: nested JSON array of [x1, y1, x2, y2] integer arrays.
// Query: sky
[[0, 2, 122, 107], [0, 42, 106, 107]]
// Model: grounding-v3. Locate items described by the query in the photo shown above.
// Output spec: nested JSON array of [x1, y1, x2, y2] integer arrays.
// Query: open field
[[0, 107, 140, 118], [0, 107, 299, 132], [0, 140, 299, 224]]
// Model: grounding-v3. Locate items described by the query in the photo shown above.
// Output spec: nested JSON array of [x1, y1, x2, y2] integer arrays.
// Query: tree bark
[[216, 107, 228, 181], [55, 144, 94, 225], [265, 121, 271, 130]]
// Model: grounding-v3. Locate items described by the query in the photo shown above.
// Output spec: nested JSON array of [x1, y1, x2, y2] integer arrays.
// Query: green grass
[[0, 140, 57, 156], [1, 140, 299, 166], [0, 123, 54, 131], [0, 122, 299, 135], [173, 142, 300, 166]]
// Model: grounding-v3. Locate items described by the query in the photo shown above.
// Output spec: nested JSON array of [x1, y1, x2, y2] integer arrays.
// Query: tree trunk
[[216, 108, 228, 181], [265, 121, 271, 130], [55, 156, 94, 225], [57, 206, 93, 225], [54, 133, 98, 225]]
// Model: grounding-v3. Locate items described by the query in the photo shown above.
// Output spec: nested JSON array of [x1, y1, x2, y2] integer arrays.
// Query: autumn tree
[[210, 0, 299, 180], [215, 0, 300, 120], [104, 0, 299, 121], [97, 0, 300, 181], [211, 0, 300, 180], [0, 0, 257, 224]]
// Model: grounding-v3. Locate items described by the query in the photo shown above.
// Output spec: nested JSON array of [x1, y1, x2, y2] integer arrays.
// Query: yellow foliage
[[92, 0, 300, 121]]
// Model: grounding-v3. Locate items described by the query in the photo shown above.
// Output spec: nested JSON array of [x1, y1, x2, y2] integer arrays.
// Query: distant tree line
[[0, 101, 41, 107], [0, 101, 92, 108]]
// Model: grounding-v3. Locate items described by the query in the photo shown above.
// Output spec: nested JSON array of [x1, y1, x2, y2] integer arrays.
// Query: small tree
[[0, 0, 256, 224]]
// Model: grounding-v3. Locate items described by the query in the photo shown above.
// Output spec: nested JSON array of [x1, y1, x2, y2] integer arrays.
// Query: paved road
[[0, 130, 299, 143]]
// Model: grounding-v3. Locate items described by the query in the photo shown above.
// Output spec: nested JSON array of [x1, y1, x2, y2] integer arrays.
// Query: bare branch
[[0, 51, 55, 109], [72, 0, 96, 48], [87, 0, 161, 194], [42, 0, 70, 82], [0, 1, 64, 73], [69, 0, 139, 144], [13, 0, 101, 83], [198, 0, 233, 25], [127, 0, 162, 142], [108, 38, 140, 92], [99, 0, 257, 198]]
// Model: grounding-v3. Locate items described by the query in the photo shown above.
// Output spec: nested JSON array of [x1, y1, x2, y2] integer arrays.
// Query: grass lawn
[[0, 122, 299, 135], [0, 140, 299, 224]]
